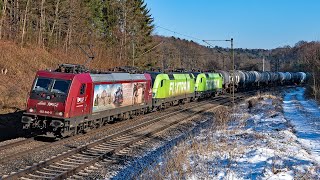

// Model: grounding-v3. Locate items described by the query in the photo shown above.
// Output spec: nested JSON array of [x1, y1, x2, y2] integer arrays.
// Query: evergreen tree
[[125, 0, 154, 66], [0, 0, 154, 67], [100, 0, 154, 66]]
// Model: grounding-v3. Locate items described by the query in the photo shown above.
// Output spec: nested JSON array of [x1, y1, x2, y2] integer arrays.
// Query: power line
[[154, 25, 203, 43]]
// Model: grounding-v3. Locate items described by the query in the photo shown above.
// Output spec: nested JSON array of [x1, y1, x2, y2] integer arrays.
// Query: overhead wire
[[154, 25, 204, 44]]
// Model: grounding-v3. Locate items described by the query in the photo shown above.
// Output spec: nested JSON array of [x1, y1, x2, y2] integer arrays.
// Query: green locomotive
[[150, 72, 195, 109], [194, 72, 223, 98], [149, 71, 223, 109]]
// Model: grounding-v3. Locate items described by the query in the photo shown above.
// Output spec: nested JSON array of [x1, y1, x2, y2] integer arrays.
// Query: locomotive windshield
[[51, 79, 70, 94], [33, 77, 71, 95], [33, 78, 52, 92]]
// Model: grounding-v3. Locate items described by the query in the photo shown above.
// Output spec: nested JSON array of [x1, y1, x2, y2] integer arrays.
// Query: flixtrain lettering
[[169, 81, 190, 96]]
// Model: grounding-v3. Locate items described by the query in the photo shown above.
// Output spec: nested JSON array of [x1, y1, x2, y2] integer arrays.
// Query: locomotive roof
[[90, 73, 146, 82]]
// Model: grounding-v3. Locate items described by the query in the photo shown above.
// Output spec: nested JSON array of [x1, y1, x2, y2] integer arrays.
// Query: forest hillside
[[0, 0, 319, 112]]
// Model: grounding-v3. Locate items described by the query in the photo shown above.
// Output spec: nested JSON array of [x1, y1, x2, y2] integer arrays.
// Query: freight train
[[21, 64, 308, 138]]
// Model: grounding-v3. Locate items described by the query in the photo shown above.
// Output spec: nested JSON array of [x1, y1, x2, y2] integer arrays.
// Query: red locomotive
[[22, 64, 152, 137]]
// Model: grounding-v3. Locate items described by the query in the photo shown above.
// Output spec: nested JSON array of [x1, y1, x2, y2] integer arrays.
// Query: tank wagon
[[217, 70, 308, 92], [21, 64, 308, 138]]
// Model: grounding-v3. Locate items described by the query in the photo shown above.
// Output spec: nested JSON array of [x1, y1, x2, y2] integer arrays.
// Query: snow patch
[[139, 88, 320, 179]]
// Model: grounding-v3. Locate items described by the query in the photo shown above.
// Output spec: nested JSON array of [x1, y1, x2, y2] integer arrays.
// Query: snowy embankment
[[139, 88, 320, 179], [283, 87, 320, 163]]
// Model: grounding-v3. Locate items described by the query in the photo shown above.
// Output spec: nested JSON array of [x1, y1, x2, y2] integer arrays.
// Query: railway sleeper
[[109, 138, 124, 144], [90, 147, 109, 152], [20, 177, 35, 180], [96, 145, 113, 150], [74, 153, 96, 158], [92, 146, 112, 151], [116, 133, 136, 139], [61, 157, 87, 163], [42, 168, 66, 173], [70, 174, 84, 179], [84, 149, 103, 154], [96, 144, 113, 148], [118, 148, 131, 155], [71, 155, 93, 161], [80, 150, 103, 156], [49, 164, 71, 170], [55, 162, 77, 168], [100, 143, 119, 148], [82, 150, 103, 156], [35, 170, 59, 176], [61, 159, 84, 165], [27, 173, 53, 179], [91, 145, 107, 151], [67, 157, 90, 163]]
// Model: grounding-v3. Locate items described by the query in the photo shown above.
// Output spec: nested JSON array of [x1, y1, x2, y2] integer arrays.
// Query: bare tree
[[21, 0, 30, 45], [38, 0, 46, 47], [0, 0, 8, 39]]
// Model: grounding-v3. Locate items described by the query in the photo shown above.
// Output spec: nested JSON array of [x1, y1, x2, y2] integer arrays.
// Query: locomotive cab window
[[80, 84, 86, 95], [33, 77, 52, 92], [168, 74, 175, 80], [33, 77, 70, 94], [51, 79, 71, 94]]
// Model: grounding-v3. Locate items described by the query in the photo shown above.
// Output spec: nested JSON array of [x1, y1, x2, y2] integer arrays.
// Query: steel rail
[[3, 97, 232, 180], [0, 138, 34, 152], [0, 97, 225, 165]]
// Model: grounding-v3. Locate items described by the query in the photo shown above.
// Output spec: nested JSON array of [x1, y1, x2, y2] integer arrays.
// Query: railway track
[[0, 97, 230, 165], [0, 96, 224, 167], [0, 90, 258, 179], [2, 95, 235, 180], [0, 138, 51, 163], [0, 138, 34, 152]]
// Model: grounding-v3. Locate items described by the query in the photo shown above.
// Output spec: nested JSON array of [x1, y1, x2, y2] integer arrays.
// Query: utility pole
[[203, 38, 235, 106], [231, 38, 235, 107], [262, 56, 265, 72], [223, 56, 225, 71], [132, 41, 135, 66]]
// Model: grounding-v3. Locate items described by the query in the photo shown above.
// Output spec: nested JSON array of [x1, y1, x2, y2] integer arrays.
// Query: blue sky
[[144, 0, 320, 49]]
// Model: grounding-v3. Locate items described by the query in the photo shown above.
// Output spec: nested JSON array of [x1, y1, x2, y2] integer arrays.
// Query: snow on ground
[[283, 87, 320, 163], [139, 88, 320, 179]]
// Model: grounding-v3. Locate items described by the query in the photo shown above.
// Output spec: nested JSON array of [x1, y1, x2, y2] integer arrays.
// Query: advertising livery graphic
[[93, 82, 146, 112], [169, 81, 190, 96]]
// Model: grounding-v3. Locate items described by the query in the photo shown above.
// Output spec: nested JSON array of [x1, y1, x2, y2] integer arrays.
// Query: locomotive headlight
[[29, 108, 35, 113], [55, 112, 64, 116]]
